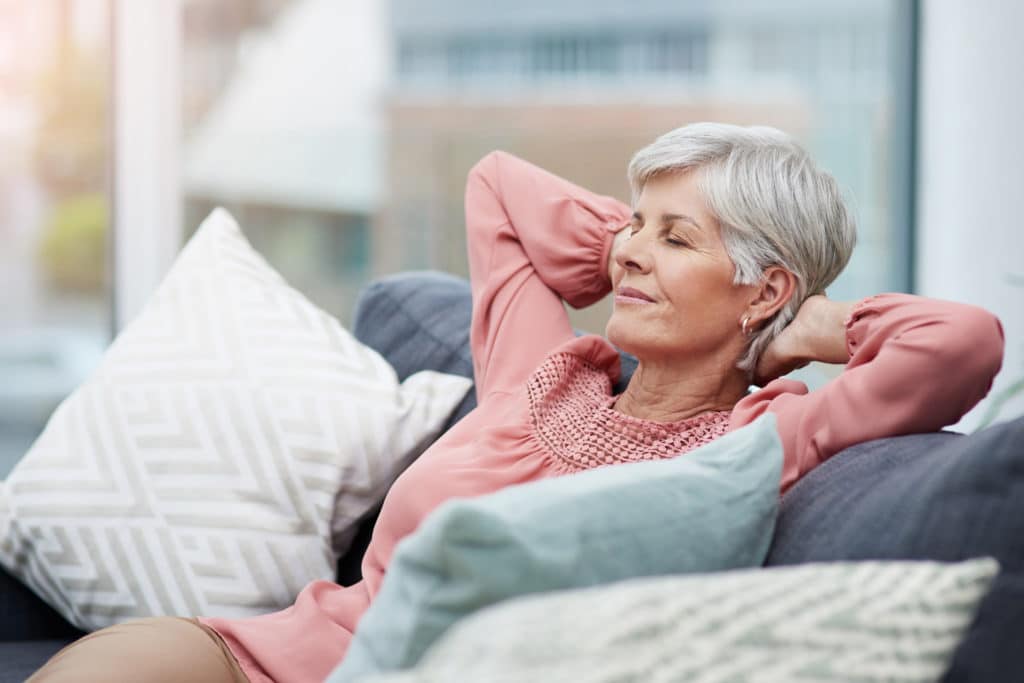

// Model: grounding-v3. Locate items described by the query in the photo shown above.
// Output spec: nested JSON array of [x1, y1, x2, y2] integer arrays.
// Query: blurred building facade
[[382, 0, 900, 332], [181, 0, 386, 318]]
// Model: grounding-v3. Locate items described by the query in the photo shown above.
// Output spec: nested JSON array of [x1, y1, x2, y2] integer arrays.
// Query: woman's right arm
[[465, 151, 631, 400]]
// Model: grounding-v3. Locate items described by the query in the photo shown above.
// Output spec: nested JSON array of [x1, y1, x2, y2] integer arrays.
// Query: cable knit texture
[[527, 349, 730, 474]]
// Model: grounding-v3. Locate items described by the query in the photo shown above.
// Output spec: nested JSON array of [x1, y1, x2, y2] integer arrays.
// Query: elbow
[[979, 311, 1005, 386], [962, 306, 1004, 380], [982, 310, 1005, 376], [464, 151, 510, 224], [941, 304, 1005, 395], [466, 151, 506, 189]]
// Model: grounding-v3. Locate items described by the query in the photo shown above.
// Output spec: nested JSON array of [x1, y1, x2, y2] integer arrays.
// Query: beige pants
[[27, 617, 250, 683]]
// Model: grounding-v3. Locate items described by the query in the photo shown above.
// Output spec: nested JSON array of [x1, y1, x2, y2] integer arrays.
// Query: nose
[[614, 230, 652, 274]]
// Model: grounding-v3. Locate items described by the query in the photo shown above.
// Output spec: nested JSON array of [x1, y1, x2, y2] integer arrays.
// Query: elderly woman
[[31, 123, 1004, 683]]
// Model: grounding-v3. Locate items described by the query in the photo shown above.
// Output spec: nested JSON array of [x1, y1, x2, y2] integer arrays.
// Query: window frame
[[109, 0, 183, 333]]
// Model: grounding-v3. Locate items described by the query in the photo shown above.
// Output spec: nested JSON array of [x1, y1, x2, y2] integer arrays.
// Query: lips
[[617, 286, 655, 303]]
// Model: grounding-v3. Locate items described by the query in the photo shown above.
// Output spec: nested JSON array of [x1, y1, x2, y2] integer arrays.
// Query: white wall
[[917, 0, 1024, 430]]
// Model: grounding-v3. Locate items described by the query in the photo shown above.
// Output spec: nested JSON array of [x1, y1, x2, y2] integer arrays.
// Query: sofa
[[1, 271, 1021, 682]]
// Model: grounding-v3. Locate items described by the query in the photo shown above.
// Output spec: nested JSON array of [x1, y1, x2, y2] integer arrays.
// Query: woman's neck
[[613, 357, 749, 423]]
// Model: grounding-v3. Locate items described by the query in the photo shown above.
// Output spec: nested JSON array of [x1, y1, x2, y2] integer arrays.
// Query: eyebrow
[[632, 211, 704, 231]]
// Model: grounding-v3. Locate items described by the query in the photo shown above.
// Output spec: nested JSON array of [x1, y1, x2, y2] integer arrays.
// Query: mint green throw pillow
[[328, 414, 782, 683]]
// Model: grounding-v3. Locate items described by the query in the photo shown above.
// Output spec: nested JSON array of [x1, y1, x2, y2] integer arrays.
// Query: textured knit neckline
[[526, 347, 731, 474]]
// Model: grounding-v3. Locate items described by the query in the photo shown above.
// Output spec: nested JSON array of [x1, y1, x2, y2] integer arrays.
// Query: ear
[[747, 266, 798, 325]]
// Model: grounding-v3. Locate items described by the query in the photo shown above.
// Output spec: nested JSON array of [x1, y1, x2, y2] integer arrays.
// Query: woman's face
[[606, 170, 755, 364]]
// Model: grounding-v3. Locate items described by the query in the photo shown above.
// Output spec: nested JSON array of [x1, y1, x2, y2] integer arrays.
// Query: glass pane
[[181, 0, 912, 386], [0, 0, 111, 477]]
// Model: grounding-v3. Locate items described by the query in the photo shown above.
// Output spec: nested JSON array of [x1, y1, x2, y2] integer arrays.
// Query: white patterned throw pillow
[[359, 558, 998, 683], [0, 208, 472, 631]]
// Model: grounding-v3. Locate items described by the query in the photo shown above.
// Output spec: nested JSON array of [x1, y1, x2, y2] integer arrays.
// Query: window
[[648, 32, 709, 74], [0, 0, 111, 477], [530, 35, 618, 77]]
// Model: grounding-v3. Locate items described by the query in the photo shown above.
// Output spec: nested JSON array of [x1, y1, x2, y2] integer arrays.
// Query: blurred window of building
[[530, 35, 618, 77], [0, 0, 111, 477], [648, 32, 709, 74]]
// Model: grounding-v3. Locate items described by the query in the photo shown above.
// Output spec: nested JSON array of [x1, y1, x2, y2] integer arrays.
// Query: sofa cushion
[[329, 414, 783, 682], [0, 210, 472, 631], [768, 416, 1024, 682], [0, 565, 81, 642], [0, 639, 76, 683], [352, 272, 478, 430]]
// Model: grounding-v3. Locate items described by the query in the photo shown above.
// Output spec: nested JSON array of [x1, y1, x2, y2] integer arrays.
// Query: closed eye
[[628, 217, 692, 247]]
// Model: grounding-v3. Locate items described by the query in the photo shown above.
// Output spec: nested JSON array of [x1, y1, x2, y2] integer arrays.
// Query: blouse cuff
[[564, 206, 629, 308], [843, 293, 889, 358], [597, 216, 629, 272]]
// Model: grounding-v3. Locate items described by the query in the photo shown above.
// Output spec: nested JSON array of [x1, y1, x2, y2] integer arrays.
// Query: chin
[[606, 313, 682, 360], [605, 314, 640, 355]]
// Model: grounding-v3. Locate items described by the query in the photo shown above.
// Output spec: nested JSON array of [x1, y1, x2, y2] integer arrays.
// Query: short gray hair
[[627, 122, 857, 376]]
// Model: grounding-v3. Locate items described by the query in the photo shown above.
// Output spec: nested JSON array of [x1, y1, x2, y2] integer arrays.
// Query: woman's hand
[[753, 295, 856, 386]]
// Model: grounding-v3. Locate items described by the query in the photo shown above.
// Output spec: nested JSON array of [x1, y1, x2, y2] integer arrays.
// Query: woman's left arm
[[732, 294, 1005, 493]]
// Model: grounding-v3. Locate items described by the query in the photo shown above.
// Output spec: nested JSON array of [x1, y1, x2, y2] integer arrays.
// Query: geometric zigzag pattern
[[367, 558, 998, 683], [0, 208, 472, 631]]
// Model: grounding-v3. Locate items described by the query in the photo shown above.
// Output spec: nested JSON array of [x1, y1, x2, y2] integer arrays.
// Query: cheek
[[662, 270, 744, 328]]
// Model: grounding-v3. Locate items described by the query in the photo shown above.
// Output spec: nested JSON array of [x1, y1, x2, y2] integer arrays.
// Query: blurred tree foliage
[[32, 29, 109, 293], [37, 193, 107, 292]]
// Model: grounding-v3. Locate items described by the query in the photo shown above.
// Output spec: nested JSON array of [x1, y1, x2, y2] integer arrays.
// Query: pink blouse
[[201, 151, 1004, 683]]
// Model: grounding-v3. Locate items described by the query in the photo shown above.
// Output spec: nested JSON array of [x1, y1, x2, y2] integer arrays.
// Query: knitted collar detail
[[526, 349, 731, 473]]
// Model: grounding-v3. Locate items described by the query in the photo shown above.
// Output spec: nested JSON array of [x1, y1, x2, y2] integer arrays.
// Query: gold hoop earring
[[741, 316, 750, 336]]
